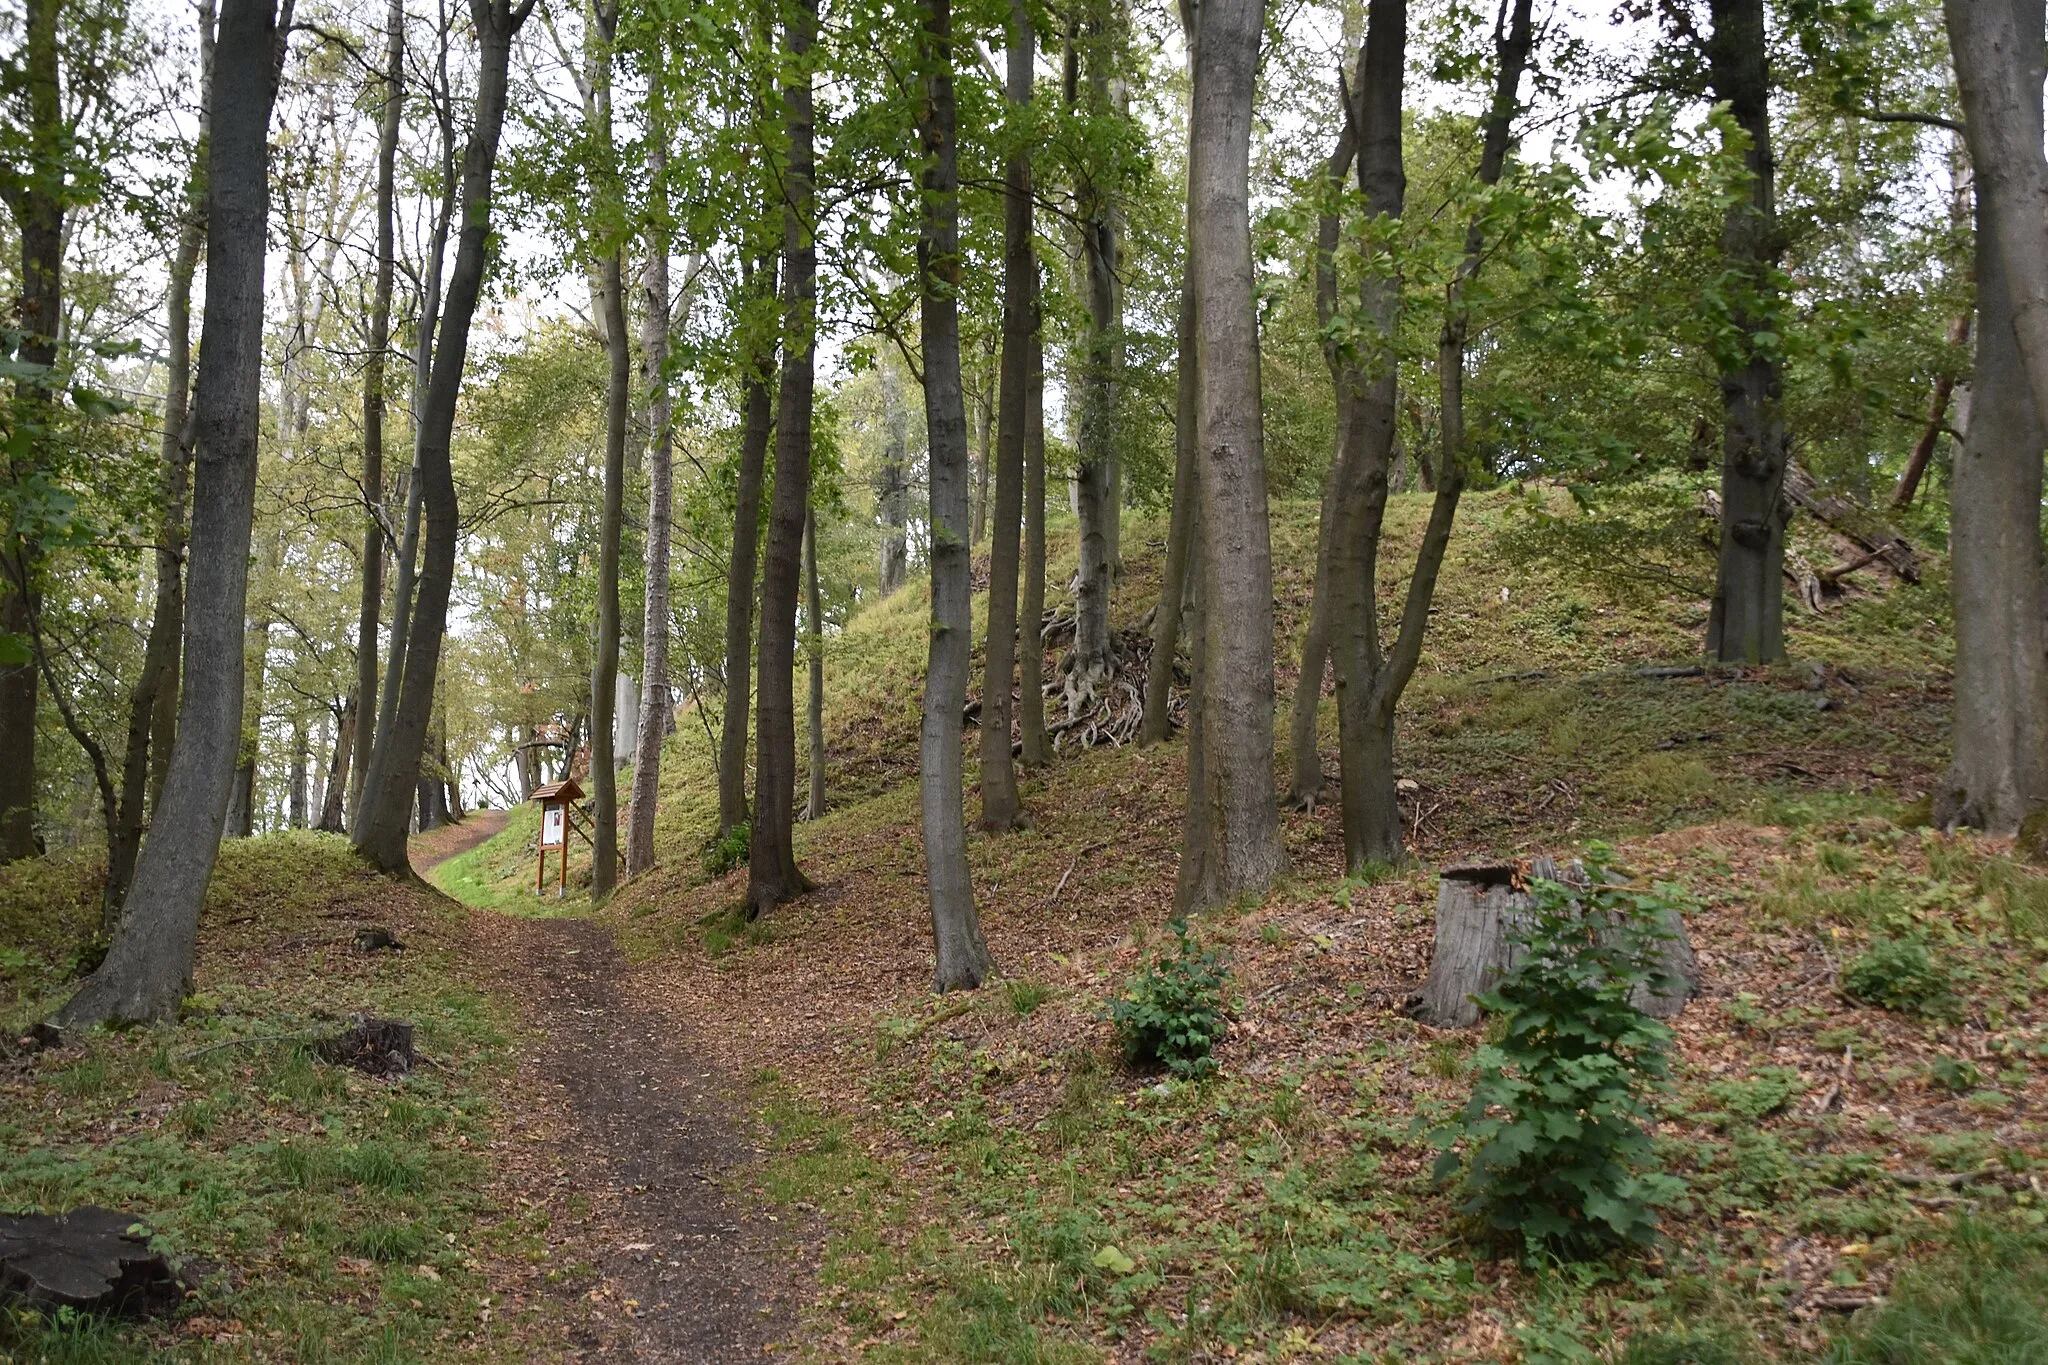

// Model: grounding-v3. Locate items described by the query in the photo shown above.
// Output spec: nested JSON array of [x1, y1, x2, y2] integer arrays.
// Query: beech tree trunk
[[1891, 313, 1970, 510], [318, 698, 352, 831], [107, 0, 214, 918], [354, 0, 533, 874], [1018, 319, 1049, 765], [877, 365, 911, 593], [350, 0, 403, 831], [1179, 0, 1283, 913], [803, 506, 826, 820], [1703, 0, 1790, 664], [971, 350, 994, 545], [0, 0, 64, 862], [917, 0, 992, 991], [1140, 75, 1200, 749], [746, 0, 817, 914], [1068, 16, 1123, 693], [1936, 2, 2048, 835], [58, 0, 286, 1026], [1285, 90, 1359, 805], [590, 246, 629, 898], [718, 281, 774, 843], [980, 0, 1034, 832], [627, 132, 674, 880]]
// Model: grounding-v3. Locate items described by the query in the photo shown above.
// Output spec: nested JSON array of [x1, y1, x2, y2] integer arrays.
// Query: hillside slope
[[426, 488, 2048, 1363]]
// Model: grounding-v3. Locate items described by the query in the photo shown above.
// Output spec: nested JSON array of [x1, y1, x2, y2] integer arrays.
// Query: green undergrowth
[[424, 803, 589, 916], [0, 833, 544, 1362]]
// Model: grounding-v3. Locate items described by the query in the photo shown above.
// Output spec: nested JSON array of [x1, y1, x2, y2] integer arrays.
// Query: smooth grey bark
[[1139, 265, 1196, 747], [877, 364, 911, 593], [1284, 87, 1359, 805], [746, 0, 817, 914], [354, 0, 535, 874], [108, 0, 214, 919], [1067, 16, 1123, 693], [1180, 0, 1283, 912], [627, 146, 674, 879], [1018, 318, 1049, 765], [1702, 0, 1790, 664], [971, 348, 994, 545], [917, 0, 992, 991], [350, 0, 403, 831], [1937, 0, 2048, 834], [718, 272, 774, 843], [980, 0, 1034, 832], [318, 697, 352, 831], [591, 246, 629, 898], [803, 506, 825, 820], [58, 0, 287, 1026], [288, 717, 308, 828]]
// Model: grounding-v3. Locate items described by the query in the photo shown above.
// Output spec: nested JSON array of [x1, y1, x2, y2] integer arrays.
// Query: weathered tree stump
[[0, 1207, 184, 1315], [315, 1015, 415, 1076], [352, 926, 403, 953], [1411, 858, 1699, 1027]]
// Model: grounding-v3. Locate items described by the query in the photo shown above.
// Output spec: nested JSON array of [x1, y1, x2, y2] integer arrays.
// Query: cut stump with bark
[[1412, 858, 1699, 1027], [0, 1207, 185, 1315], [316, 1015, 415, 1076]]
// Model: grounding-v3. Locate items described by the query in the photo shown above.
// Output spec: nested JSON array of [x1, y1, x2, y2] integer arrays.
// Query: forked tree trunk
[[108, 0, 214, 917], [354, 0, 533, 875], [1414, 859, 1699, 1028], [1179, 0, 1283, 913], [917, 0, 992, 991], [1703, 0, 1790, 665], [1018, 304, 1049, 765], [351, 0, 403, 830], [1891, 313, 1970, 510], [1935, 21, 2048, 834], [590, 245, 630, 898], [803, 506, 826, 820], [1140, 58, 1200, 750], [718, 260, 775, 843], [627, 133, 674, 880], [59, 0, 286, 1026], [979, 0, 1034, 832], [746, 0, 818, 914]]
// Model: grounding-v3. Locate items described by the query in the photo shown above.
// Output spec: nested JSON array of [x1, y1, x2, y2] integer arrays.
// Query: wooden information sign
[[529, 778, 588, 897]]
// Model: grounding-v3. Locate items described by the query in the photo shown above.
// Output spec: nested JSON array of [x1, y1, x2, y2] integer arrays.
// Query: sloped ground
[[425, 489, 2047, 1360]]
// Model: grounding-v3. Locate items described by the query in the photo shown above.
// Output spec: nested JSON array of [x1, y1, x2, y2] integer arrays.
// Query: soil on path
[[408, 807, 510, 873], [471, 911, 808, 1362]]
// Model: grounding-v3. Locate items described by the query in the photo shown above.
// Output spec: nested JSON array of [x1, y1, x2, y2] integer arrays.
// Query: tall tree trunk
[[745, 0, 817, 914], [1140, 266, 1196, 747], [627, 141, 674, 880], [1703, 0, 1789, 664], [718, 269, 775, 843], [353, 0, 534, 875], [1937, 0, 2048, 834], [980, 0, 1034, 832], [591, 246, 629, 898], [351, 0, 403, 829], [59, 0, 286, 1026], [318, 697, 352, 831], [1018, 318, 1049, 764], [918, 0, 992, 991], [1068, 14, 1123, 695], [108, 0, 215, 916], [803, 506, 826, 820], [1285, 85, 1359, 805], [288, 716, 308, 828], [971, 345, 994, 545], [877, 364, 910, 593], [0, 0, 64, 862]]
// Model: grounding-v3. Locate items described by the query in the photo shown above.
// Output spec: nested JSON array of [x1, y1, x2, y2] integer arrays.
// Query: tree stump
[[316, 1015, 415, 1076], [0, 1207, 184, 1315], [1412, 858, 1699, 1027]]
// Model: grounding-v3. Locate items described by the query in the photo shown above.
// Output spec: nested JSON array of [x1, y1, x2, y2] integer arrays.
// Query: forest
[[4, 0, 2048, 1357]]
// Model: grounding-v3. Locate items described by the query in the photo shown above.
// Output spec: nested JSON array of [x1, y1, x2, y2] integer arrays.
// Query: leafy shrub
[[1109, 918, 1227, 1078], [1430, 847, 1686, 1255], [1841, 936, 1957, 1017], [700, 820, 750, 878]]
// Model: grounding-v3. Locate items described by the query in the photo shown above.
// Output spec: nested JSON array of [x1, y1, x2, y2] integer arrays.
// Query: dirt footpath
[[472, 912, 808, 1362]]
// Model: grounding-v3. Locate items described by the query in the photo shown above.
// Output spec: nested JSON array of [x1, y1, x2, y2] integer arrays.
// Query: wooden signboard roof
[[529, 779, 584, 804]]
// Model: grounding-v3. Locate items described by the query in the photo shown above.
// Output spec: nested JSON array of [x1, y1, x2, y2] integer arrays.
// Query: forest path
[[407, 807, 510, 873], [469, 909, 807, 1361]]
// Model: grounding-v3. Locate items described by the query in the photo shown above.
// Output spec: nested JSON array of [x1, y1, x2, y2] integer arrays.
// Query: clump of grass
[[1046, 1050, 1108, 1147], [1825, 1218, 2048, 1363], [1003, 978, 1051, 1016]]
